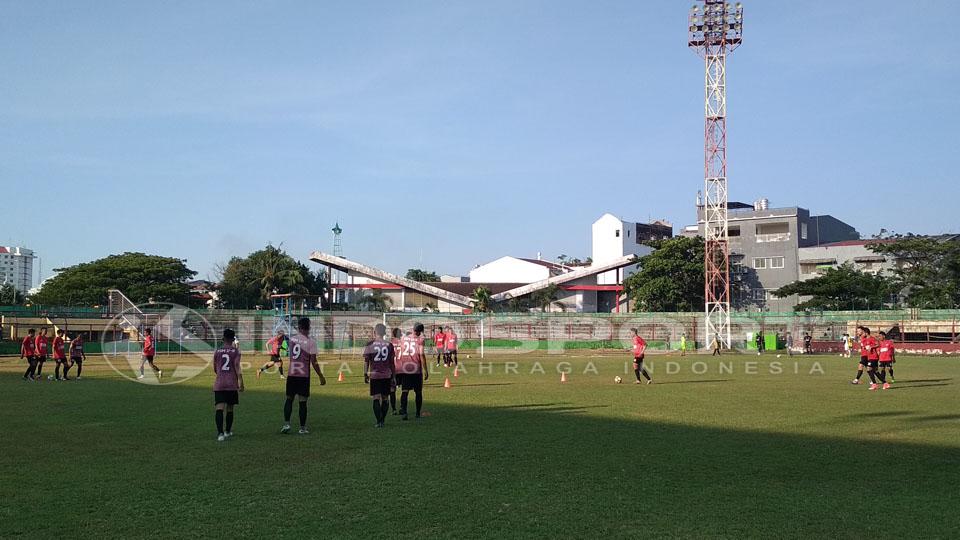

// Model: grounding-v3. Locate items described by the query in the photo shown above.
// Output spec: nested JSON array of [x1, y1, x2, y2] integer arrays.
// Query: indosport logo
[[101, 303, 216, 385]]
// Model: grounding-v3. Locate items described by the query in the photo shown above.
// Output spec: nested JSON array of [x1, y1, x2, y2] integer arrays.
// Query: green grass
[[1, 352, 958, 539]]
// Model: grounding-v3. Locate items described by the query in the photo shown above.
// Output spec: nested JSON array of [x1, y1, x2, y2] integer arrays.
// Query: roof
[[491, 255, 640, 302], [0, 247, 7, 254], [799, 258, 837, 265], [821, 239, 894, 247], [853, 256, 886, 263], [309, 251, 475, 307], [516, 258, 567, 272]]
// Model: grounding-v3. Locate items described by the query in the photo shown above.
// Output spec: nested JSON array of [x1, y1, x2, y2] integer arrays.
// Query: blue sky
[[1, 1, 956, 282]]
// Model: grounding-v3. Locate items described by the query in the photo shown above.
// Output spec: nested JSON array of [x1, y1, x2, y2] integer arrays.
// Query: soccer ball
[[47, 375, 54, 381], [614, 376, 623, 384], [777, 354, 782, 358], [466, 355, 471, 359]]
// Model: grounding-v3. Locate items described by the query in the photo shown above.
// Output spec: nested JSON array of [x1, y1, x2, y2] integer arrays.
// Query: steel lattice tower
[[689, 1, 743, 349]]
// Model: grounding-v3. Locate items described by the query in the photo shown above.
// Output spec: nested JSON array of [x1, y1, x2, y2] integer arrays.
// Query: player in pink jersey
[[138, 328, 162, 380], [397, 323, 429, 420], [363, 323, 396, 428], [281, 317, 326, 435], [631, 328, 653, 384], [68, 334, 86, 379], [35, 328, 49, 379], [433, 326, 446, 367], [257, 329, 287, 380], [52, 329, 69, 381], [444, 326, 459, 367], [389, 327, 403, 415], [213, 328, 245, 442]]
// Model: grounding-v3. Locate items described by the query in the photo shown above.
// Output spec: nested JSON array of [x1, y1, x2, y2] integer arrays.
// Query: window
[[756, 222, 791, 243], [801, 222, 808, 240], [771, 256, 785, 269], [752, 289, 766, 301], [728, 226, 741, 237], [615, 229, 620, 238], [753, 258, 767, 269]]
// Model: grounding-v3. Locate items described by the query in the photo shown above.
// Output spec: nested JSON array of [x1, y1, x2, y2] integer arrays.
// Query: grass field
[[2, 351, 959, 539]]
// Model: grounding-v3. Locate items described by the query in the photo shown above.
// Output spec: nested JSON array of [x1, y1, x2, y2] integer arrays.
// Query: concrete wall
[[592, 213, 652, 285]]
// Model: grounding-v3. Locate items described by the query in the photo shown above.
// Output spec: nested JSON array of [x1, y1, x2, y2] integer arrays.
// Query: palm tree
[[471, 286, 493, 313], [358, 290, 393, 312], [251, 245, 303, 301]]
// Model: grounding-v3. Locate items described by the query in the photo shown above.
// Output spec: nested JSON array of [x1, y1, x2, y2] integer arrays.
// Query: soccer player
[[138, 328, 162, 380], [754, 332, 763, 356], [785, 332, 794, 357], [631, 328, 653, 384], [877, 331, 896, 389], [21, 328, 37, 381], [35, 328, 49, 379], [444, 326, 459, 366], [841, 333, 852, 358], [213, 328, 245, 442], [712, 334, 722, 356], [281, 317, 326, 434], [389, 327, 403, 415], [363, 323, 395, 428], [68, 334, 86, 379], [803, 332, 813, 354], [433, 326, 446, 367], [257, 329, 287, 380], [53, 329, 69, 381], [851, 326, 868, 384], [679, 333, 687, 356], [397, 323, 429, 421], [857, 327, 882, 390]]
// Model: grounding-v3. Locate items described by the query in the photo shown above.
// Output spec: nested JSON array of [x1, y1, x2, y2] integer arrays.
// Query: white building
[[0, 246, 34, 293], [592, 214, 668, 285], [468, 256, 565, 284]]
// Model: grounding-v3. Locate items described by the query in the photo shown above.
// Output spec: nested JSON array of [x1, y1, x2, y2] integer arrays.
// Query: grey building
[[692, 201, 860, 311]]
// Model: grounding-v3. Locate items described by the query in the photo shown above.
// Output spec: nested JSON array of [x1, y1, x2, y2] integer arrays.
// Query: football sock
[[215, 410, 224, 434], [75, 361, 82, 377], [23, 363, 33, 379], [226, 411, 234, 432], [389, 391, 397, 411], [380, 399, 390, 421], [867, 371, 877, 384], [415, 391, 423, 416], [36, 361, 44, 377], [55, 363, 62, 379], [641, 368, 652, 381], [400, 392, 409, 414], [278, 365, 284, 376], [855, 370, 863, 380], [878, 370, 887, 383], [63, 363, 71, 378], [634, 368, 642, 382], [283, 398, 293, 422], [373, 400, 383, 423], [888, 367, 894, 379], [298, 402, 307, 427]]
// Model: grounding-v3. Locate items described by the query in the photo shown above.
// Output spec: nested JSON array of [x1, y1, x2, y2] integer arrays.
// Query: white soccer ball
[[47, 375, 54, 381], [466, 355, 471, 359], [777, 354, 782, 358], [614, 376, 623, 384]]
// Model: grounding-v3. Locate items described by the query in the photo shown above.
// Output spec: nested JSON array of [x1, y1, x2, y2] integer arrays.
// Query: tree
[[356, 290, 393, 312], [217, 245, 323, 309], [868, 235, 960, 309], [31, 253, 195, 306], [0, 283, 25, 306], [773, 263, 900, 311], [471, 286, 493, 313], [530, 283, 564, 312], [624, 236, 705, 312], [405, 269, 441, 282]]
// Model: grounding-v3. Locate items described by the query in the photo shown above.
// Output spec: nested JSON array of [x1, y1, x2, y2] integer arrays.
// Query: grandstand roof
[[491, 255, 639, 302]]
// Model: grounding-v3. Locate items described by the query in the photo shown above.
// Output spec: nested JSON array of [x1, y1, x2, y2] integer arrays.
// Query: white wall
[[591, 214, 651, 285], [468, 256, 550, 284]]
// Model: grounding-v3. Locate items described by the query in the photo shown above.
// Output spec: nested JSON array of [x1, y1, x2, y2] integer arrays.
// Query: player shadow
[[3, 371, 960, 539], [444, 382, 516, 387], [886, 383, 952, 390], [893, 378, 952, 384], [653, 379, 731, 385], [845, 410, 916, 419], [906, 414, 960, 422]]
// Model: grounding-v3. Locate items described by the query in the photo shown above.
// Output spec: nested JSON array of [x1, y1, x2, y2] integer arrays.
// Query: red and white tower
[[689, 1, 743, 348]]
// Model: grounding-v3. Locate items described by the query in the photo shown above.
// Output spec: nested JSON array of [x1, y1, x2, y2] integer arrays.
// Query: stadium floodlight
[[687, 1, 744, 350]]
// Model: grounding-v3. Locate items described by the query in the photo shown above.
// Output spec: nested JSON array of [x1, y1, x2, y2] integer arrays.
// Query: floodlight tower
[[331, 223, 344, 304], [688, 1, 743, 349]]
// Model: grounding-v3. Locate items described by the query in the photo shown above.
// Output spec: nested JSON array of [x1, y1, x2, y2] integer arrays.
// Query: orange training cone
[[560, 372, 568, 383], [337, 371, 345, 382], [443, 377, 452, 389], [453, 366, 460, 378]]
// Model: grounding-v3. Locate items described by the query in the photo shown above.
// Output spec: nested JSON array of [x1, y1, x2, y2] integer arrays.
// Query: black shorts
[[398, 373, 423, 392], [859, 357, 869, 367], [867, 360, 879, 369], [70, 356, 83, 363], [634, 355, 645, 365], [37, 356, 47, 362], [370, 378, 392, 396], [269, 355, 281, 363], [285, 376, 310, 398], [144, 355, 155, 362], [879, 361, 893, 368], [214, 390, 239, 405]]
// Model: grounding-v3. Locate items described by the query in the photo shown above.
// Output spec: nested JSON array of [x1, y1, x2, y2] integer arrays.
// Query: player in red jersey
[[138, 328, 162, 380], [389, 327, 403, 415], [21, 328, 38, 381], [851, 326, 868, 384], [213, 328, 245, 442], [631, 328, 653, 384], [281, 317, 326, 435], [444, 326, 459, 367], [857, 327, 882, 390], [35, 328, 49, 380], [397, 323, 429, 421], [363, 323, 396, 428], [433, 326, 446, 367], [877, 331, 896, 389], [257, 329, 287, 380], [52, 329, 69, 381], [68, 334, 86, 380]]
